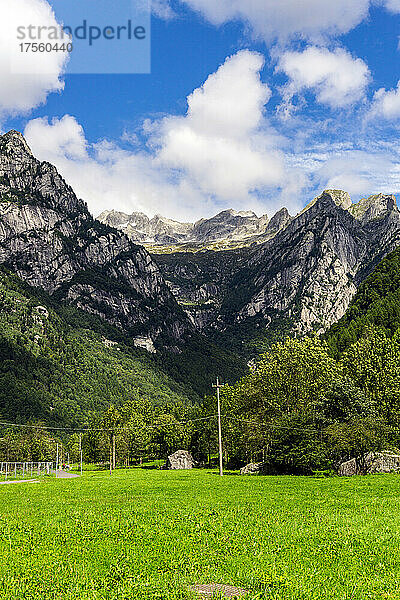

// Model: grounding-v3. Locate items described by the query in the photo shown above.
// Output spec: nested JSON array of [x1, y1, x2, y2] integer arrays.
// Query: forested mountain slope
[[0, 268, 196, 427], [326, 247, 400, 355]]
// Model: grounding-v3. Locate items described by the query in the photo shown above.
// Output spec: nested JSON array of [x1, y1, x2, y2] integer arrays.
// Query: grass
[[1, 469, 400, 599], [0, 472, 53, 482]]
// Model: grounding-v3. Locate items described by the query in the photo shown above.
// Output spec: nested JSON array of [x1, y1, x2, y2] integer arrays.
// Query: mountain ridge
[[153, 190, 400, 351], [98, 188, 399, 252], [97, 206, 273, 248], [1, 129, 400, 360], [0, 129, 193, 351]]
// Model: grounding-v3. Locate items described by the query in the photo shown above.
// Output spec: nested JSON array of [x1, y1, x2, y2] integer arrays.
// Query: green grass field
[[1, 469, 400, 599]]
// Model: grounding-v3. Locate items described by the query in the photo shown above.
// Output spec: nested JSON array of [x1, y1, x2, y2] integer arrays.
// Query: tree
[[102, 405, 122, 469]]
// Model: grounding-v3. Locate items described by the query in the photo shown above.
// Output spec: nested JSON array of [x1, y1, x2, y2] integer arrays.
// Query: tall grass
[[0, 469, 399, 599]]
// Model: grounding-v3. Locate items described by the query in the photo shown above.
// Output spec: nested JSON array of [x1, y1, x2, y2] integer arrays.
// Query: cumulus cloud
[[276, 47, 370, 111], [24, 115, 209, 220], [369, 81, 400, 120], [24, 117, 400, 221], [158, 0, 371, 43], [155, 50, 284, 200], [158, 1, 400, 43], [23, 52, 294, 220], [0, 0, 68, 120]]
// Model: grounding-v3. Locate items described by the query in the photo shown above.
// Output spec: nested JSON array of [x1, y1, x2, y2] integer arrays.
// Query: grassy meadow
[[1, 469, 400, 599]]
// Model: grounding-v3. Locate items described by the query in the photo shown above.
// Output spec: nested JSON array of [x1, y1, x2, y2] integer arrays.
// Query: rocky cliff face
[[220, 191, 400, 340], [0, 130, 192, 349], [154, 249, 248, 330], [153, 190, 400, 350]]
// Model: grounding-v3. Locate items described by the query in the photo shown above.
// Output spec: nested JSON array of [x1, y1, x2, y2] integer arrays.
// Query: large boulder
[[240, 462, 267, 475], [338, 451, 400, 476], [165, 450, 196, 470]]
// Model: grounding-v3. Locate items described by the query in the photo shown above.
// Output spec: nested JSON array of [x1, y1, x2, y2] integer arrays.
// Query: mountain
[[0, 130, 192, 351], [153, 190, 400, 353], [97, 207, 283, 248], [2, 128, 400, 363], [0, 267, 196, 426], [326, 246, 400, 356], [97, 210, 194, 245]]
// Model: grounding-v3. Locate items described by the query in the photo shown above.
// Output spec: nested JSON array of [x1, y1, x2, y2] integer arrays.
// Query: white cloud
[[24, 51, 291, 220], [156, 50, 284, 200], [24, 115, 208, 220], [381, 0, 400, 13], [21, 48, 400, 223], [24, 118, 400, 222], [370, 81, 400, 120], [290, 142, 400, 200], [151, 0, 176, 19], [161, 0, 371, 43], [25, 115, 88, 160], [277, 47, 370, 110], [0, 0, 68, 120], [159, 1, 400, 43]]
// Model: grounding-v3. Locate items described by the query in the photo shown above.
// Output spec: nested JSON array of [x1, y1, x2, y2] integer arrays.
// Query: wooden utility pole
[[112, 433, 116, 470], [56, 443, 59, 478], [212, 377, 225, 477], [79, 433, 83, 476]]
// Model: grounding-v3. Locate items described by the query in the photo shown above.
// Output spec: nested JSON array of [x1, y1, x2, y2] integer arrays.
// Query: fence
[[0, 462, 54, 479]]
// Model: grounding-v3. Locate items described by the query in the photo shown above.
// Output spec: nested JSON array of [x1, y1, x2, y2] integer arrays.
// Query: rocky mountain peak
[[265, 207, 292, 236], [97, 209, 131, 228], [349, 193, 398, 222], [98, 206, 273, 247], [301, 189, 352, 216], [0, 129, 193, 349], [0, 130, 33, 158], [0, 130, 85, 217], [323, 189, 352, 210]]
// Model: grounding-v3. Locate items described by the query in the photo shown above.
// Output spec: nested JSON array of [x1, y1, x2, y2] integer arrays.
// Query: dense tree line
[[1, 328, 399, 473]]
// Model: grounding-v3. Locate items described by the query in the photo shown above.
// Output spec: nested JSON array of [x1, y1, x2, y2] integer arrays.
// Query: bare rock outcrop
[[338, 451, 400, 476], [240, 462, 267, 475], [165, 450, 196, 470]]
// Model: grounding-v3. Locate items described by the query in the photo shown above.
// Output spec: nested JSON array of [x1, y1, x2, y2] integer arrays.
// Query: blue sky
[[1, 0, 400, 221]]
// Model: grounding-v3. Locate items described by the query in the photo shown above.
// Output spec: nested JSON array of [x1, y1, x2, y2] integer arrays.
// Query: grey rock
[[338, 451, 400, 476], [154, 249, 246, 331], [133, 336, 156, 353], [165, 450, 196, 470], [191, 209, 269, 244], [349, 193, 397, 222], [240, 462, 267, 475], [219, 190, 400, 339]]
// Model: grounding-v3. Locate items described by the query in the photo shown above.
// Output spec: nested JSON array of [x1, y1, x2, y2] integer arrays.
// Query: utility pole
[[56, 443, 59, 479], [212, 377, 225, 477], [79, 433, 83, 476], [112, 432, 116, 470]]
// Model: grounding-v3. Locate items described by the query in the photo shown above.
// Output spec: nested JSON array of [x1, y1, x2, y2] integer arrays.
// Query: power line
[[1, 414, 398, 437], [230, 415, 400, 435], [0, 414, 218, 434]]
